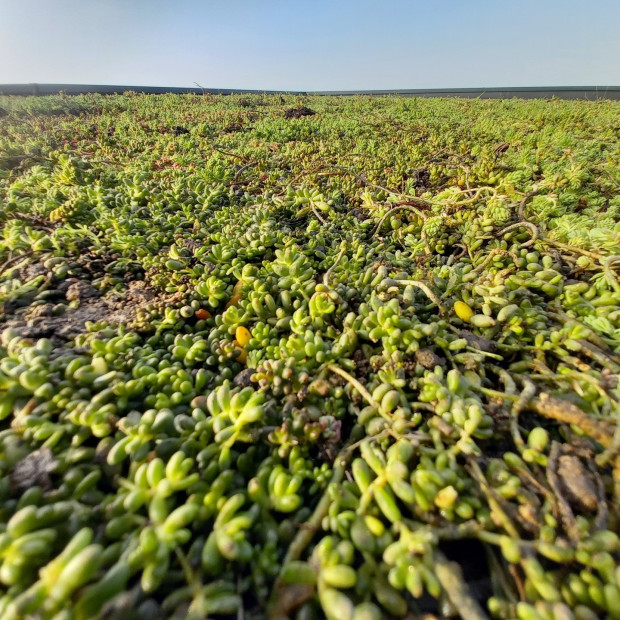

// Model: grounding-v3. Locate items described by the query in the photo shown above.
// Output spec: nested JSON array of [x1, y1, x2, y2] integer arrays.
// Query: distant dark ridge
[[1, 84, 619, 99], [0, 84, 277, 96]]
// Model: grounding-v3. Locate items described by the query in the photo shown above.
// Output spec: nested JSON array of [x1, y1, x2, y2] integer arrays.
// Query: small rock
[[557, 454, 598, 513], [458, 329, 498, 354], [415, 348, 445, 369], [19, 262, 47, 280], [10, 448, 56, 492], [27, 303, 55, 319], [233, 368, 255, 388], [66, 280, 99, 302]]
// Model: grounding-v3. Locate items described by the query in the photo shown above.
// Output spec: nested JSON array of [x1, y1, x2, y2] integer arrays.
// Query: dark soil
[[352, 349, 371, 380], [1, 281, 176, 343], [284, 107, 316, 119], [412, 167, 431, 192], [349, 207, 369, 222], [222, 122, 244, 134]]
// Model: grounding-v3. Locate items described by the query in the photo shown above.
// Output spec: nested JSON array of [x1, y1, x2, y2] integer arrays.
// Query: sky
[[1, 0, 619, 90]]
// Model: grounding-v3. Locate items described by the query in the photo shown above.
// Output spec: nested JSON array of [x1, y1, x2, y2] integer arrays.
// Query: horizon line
[[1, 84, 620, 100]]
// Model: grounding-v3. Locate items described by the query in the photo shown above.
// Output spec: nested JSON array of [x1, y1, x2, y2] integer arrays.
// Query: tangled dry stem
[[434, 550, 491, 620], [497, 221, 539, 249], [529, 393, 614, 448], [389, 279, 447, 315], [470, 249, 520, 276], [372, 204, 429, 238]]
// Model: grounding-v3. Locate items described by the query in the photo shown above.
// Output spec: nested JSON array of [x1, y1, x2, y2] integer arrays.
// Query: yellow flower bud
[[454, 301, 473, 322]]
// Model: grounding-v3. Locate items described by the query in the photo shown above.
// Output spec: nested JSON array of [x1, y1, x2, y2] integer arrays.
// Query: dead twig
[[518, 189, 541, 221], [471, 249, 520, 276], [212, 145, 247, 161], [434, 550, 491, 620], [234, 161, 259, 181], [529, 394, 614, 448], [468, 460, 520, 539], [327, 364, 377, 408], [0, 251, 34, 276], [323, 246, 346, 288], [540, 238, 602, 260], [510, 378, 538, 452], [497, 221, 539, 249], [386, 279, 446, 315], [546, 442, 581, 543], [372, 203, 430, 238]]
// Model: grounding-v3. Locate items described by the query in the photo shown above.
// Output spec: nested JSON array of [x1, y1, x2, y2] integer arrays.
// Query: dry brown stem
[[529, 394, 614, 448]]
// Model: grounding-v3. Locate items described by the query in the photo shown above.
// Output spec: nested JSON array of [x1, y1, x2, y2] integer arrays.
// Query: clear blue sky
[[1, 0, 619, 90]]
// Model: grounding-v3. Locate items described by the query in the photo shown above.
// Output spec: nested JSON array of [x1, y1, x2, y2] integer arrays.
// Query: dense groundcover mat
[[0, 92, 620, 619]]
